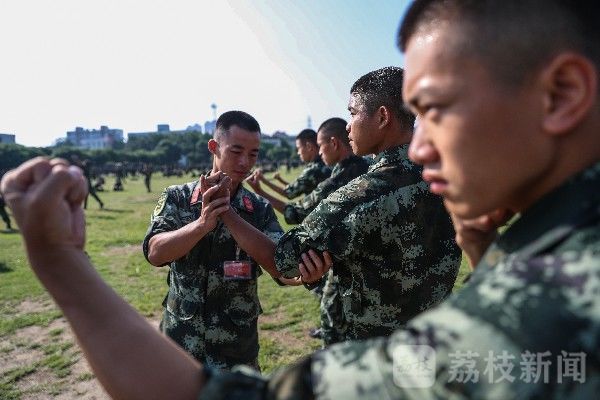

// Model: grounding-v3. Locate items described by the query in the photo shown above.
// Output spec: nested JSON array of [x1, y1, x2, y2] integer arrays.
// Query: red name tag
[[223, 261, 252, 280]]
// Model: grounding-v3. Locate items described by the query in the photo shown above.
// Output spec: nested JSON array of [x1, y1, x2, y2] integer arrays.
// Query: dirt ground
[[1, 299, 312, 399]]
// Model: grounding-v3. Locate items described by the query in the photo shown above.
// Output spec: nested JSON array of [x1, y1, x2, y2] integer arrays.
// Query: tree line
[[0, 132, 298, 173]]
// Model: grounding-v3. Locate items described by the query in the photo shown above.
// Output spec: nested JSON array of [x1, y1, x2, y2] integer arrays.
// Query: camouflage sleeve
[[141, 188, 183, 264], [283, 164, 325, 199], [198, 358, 314, 400], [275, 180, 373, 278], [259, 202, 285, 243], [283, 178, 339, 225]]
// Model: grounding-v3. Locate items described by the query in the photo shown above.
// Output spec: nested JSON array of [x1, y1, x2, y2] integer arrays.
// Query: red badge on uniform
[[223, 261, 252, 280], [190, 185, 202, 206], [242, 196, 254, 213]]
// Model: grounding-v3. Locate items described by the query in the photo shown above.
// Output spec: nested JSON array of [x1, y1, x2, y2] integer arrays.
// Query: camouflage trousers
[[320, 269, 347, 346], [160, 305, 260, 372]]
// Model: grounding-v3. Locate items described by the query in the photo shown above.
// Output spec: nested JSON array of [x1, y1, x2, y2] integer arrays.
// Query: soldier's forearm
[[275, 176, 289, 185], [147, 221, 210, 266], [220, 209, 281, 278], [256, 190, 287, 214], [261, 178, 288, 198]]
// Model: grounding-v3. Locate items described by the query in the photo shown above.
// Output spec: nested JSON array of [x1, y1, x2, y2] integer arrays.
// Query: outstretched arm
[[272, 171, 289, 186], [245, 172, 288, 214], [1, 158, 204, 400], [257, 170, 289, 198]]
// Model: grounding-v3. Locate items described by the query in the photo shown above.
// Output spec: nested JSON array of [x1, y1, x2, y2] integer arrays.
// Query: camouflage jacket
[[277, 144, 461, 340], [199, 161, 600, 399], [143, 181, 283, 369], [283, 156, 332, 199], [283, 154, 369, 225]]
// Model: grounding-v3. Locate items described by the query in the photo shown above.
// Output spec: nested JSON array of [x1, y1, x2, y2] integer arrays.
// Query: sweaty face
[[296, 139, 315, 163], [213, 126, 260, 187], [316, 131, 337, 166], [347, 95, 380, 156], [403, 27, 554, 218]]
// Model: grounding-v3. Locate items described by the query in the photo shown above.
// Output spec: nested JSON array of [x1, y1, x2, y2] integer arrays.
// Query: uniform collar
[[495, 161, 600, 260], [331, 154, 363, 174], [307, 155, 325, 168], [369, 144, 412, 172]]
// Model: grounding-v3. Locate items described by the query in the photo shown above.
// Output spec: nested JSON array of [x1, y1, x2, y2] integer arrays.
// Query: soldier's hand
[[277, 276, 303, 286], [200, 172, 231, 199], [244, 171, 263, 193], [198, 179, 230, 231], [451, 208, 514, 268], [0, 157, 88, 250], [299, 250, 332, 284]]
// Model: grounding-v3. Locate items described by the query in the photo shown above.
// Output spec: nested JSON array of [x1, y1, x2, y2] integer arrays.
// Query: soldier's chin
[[443, 197, 488, 220], [351, 144, 368, 157]]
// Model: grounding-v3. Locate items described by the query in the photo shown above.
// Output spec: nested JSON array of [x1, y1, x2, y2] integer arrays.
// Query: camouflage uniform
[[143, 181, 283, 371], [276, 144, 461, 341], [198, 162, 600, 399], [283, 156, 331, 199], [319, 269, 345, 346], [283, 154, 369, 225]]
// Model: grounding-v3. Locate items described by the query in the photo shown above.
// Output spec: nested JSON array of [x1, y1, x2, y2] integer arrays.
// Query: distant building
[[128, 124, 170, 140], [157, 124, 170, 132], [272, 130, 295, 146], [0, 133, 16, 144], [66, 126, 123, 149], [204, 120, 216, 135], [185, 123, 203, 133], [261, 136, 282, 146]]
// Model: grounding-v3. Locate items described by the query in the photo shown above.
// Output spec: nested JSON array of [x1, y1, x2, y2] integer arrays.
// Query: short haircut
[[318, 118, 350, 147], [398, 0, 600, 87], [296, 129, 318, 146], [214, 110, 261, 142], [350, 67, 415, 133]]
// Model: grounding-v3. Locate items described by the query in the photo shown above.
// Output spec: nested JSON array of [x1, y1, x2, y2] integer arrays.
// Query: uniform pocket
[[165, 290, 199, 321]]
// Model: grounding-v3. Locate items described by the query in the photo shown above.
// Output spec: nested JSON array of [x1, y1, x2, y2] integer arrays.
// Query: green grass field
[[0, 167, 469, 399]]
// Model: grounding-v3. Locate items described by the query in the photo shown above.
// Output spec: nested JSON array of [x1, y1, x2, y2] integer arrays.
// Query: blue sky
[[0, 0, 411, 147]]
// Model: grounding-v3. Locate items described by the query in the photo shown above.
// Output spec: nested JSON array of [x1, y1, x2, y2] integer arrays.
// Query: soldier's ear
[[208, 139, 219, 156], [331, 136, 340, 150], [540, 52, 597, 136], [377, 106, 391, 129]]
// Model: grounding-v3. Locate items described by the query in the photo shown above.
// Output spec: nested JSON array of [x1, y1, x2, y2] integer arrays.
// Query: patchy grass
[[0, 166, 469, 397]]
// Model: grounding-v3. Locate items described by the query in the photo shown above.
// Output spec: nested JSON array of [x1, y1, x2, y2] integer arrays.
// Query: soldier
[[272, 67, 461, 342], [246, 117, 369, 343], [80, 159, 104, 210], [0, 192, 12, 231], [142, 110, 286, 371], [259, 129, 331, 200], [142, 163, 153, 193], [113, 162, 125, 191]]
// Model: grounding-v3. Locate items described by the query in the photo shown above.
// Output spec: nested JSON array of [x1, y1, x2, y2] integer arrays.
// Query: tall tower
[[306, 115, 312, 129], [211, 103, 217, 121]]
